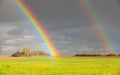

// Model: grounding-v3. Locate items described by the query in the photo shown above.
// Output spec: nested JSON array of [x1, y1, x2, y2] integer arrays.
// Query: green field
[[0, 56, 120, 75]]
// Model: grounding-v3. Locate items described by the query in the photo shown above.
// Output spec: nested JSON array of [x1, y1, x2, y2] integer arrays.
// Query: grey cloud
[[0, 0, 23, 22], [0, 22, 35, 48], [0, 45, 17, 55], [0, 0, 2, 2], [23, 0, 81, 20], [7, 27, 33, 36], [7, 28, 24, 36]]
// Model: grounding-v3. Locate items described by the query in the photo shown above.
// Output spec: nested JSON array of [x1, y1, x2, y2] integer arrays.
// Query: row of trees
[[75, 54, 120, 57], [12, 47, 49, 57]]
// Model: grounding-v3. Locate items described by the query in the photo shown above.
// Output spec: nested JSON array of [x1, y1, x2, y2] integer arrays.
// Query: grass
[[0, 56, 120, 75]]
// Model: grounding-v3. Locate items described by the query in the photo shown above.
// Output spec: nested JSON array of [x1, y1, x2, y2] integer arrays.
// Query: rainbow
[[78, 0, 116, 54], [11, 0, 58, 57]]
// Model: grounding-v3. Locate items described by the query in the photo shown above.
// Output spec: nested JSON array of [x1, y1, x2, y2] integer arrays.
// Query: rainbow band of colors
[[78, 0, 116, 54], [12, 0, 58, 56]]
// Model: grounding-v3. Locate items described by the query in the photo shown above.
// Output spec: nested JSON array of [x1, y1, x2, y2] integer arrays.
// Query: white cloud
[[23, 35, 34, 41], [0, 33, 8, 37], [4, 35, 34, 44], [0, 23, 16, 33], [5, 39, 16, 44], [81, 46, 93, 51], [1, 46, 17, 51]]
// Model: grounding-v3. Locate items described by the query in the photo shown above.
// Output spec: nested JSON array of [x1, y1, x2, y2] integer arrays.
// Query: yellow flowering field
[[0, 56, 120, 75]]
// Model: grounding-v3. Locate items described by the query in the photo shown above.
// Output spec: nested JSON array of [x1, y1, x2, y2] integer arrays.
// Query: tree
[[106, 53, 117, 56], [23, 46, 30, 56], [118, 54, 120, 56], [12, 50, 21, 57]]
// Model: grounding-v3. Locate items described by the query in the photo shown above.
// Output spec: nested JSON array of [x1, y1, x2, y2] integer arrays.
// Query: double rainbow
[[78, 0, 116, 54], [11, 0, 58, 57], [10, 0, 116, 55]]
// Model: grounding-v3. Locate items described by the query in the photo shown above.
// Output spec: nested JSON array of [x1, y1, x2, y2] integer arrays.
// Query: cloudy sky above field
[[0, 0, 120, 55]]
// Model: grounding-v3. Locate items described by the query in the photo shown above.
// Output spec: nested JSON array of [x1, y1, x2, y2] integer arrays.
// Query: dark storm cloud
[[0, 0, 2, 2], [1, 0, 120, 55], [0, 0, 3, 3], [23, 0, 82, 20], [0, 0, 23, 22]]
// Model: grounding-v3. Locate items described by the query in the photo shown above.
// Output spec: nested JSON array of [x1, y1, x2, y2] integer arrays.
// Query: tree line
[[75, 53, 120, 57], [12, 47, 49, 57]]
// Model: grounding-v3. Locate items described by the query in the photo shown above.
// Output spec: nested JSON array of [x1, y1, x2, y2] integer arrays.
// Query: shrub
[[12, 47, 49, 57]]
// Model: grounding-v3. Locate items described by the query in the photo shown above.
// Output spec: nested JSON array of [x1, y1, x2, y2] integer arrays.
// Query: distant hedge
[[74, 54, 119, 57]]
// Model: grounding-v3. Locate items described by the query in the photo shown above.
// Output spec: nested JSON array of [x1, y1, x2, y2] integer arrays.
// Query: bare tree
[[23, 46, 30, 56]]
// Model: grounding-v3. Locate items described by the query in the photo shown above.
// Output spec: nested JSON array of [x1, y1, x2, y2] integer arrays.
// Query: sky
[[0, 0, 120, 55]]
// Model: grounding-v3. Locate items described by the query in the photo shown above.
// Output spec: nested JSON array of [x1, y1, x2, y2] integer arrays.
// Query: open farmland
[[0, 56, 120, 75]]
